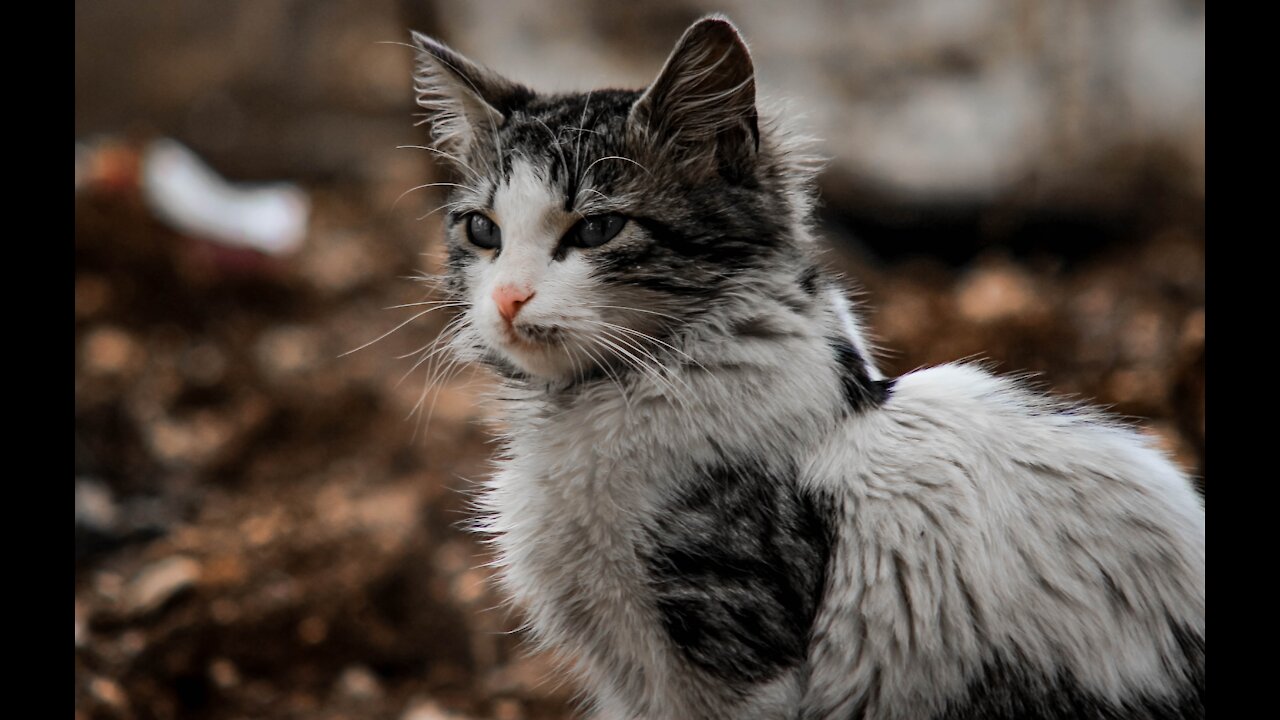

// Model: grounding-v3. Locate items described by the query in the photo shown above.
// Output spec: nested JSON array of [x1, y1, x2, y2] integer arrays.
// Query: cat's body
[[409, 16, 1205, 720]]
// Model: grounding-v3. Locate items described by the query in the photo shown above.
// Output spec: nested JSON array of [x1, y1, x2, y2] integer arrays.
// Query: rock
[[122, 555, 200, 617], [956, 263, 1042, 324], [75, 478, 119, 533], [401, 698, 475, 720], [118, 630, 147, 658], [255, 325, 323, 380], [301, 231, 380, 295], [492, 699, 524, 720], [1119, 309, 1170, 364], [209, 657, 241, 689], [335, 664, 384, 702], [144, 414, 236, 468], [81, 326, 140, 377], [87, 676, 130, 713], [76, 478, 123, 563], [297, 615, 329, 645], [77, 479, 180, 564]]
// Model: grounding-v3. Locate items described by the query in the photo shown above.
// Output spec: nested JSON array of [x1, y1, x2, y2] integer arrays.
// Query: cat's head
[[412, 16, 820, 384]]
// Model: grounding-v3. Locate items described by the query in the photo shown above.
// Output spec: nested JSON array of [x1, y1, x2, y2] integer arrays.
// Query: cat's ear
[[630, 16, 759, 177], [410, 32, 528, 158]]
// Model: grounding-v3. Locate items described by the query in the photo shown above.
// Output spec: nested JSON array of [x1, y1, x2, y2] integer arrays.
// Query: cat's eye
[[465, 213, 502, 250], [567, 214, 627, 249]]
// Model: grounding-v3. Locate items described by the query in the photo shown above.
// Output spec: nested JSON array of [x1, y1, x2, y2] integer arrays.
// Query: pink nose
[[493, 285, 534, 323]]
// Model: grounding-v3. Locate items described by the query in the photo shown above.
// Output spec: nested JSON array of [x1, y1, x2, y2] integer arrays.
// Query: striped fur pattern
[[409, 15, 1205, 720]]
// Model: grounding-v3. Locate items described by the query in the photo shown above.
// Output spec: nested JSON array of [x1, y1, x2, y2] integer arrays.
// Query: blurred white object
[[141, 138, 309, 255]]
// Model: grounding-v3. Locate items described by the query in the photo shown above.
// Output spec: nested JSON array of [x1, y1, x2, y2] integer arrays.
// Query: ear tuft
[[630, 17, 758, 177], [410, 32, 528, 159]]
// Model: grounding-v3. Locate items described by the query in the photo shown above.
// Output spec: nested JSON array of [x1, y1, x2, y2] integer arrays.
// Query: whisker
[[534, 117, 571, 180], [406, 271, 451, 287], [592, 331, 677, 397], [375, 40, 418, 51], [573, 186, 615, 209], [586, 304, 682, 322], [392, 181, 479, 209], [580, 154, 651, 179], [574, 90, 594, 182], [578, 338, 634, 415], [397, 314, 469, 363], [584, 319, 707, 374], [418, 199, 469, 222], [594, 325, 698, 405], [340, 307, 438, 357], [395, 144, 484, 184], [417, 352, 469, 438], [384, 300, 470, 311]]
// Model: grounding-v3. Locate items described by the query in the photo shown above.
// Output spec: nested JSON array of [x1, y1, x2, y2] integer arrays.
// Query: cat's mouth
[[492, 322, 583, 380], [503, 323, 564, 349]]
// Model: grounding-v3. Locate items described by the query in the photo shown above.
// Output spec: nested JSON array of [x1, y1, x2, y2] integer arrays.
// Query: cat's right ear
[[410, 32, 528, 158]]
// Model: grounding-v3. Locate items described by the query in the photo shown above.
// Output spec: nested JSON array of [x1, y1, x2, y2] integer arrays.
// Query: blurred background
[[74, 1, 1205, 718]]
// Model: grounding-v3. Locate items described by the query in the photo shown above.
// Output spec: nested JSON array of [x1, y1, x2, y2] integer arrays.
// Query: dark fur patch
[[828, 337, 893, 411], [643, 458, 835, 686], [932, 626, 1204, 720], [477, 351, 529, 381], [730, 316, 797, 341], [798, 265, 820, 296]]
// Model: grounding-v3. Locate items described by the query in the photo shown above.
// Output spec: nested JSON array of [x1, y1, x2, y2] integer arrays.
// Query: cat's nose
[[493, 285, 535, 323]]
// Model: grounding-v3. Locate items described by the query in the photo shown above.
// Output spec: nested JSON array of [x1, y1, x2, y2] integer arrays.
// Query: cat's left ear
[[630, 16, 759, 178], [410, 32, 529, 159]]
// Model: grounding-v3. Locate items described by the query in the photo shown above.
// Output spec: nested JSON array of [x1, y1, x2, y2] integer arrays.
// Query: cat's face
[[412, 18, 811, 383], [434, 90, 671, 382]]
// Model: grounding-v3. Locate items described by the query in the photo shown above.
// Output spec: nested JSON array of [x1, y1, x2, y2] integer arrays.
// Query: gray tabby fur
[[408, 15, 1205, 720]]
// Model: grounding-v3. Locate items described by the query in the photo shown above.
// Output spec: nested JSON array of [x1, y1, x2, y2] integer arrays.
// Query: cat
[[408, 15, 1205, 720]]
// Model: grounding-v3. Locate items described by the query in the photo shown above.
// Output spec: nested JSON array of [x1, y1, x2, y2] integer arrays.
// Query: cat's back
[[817, 361, 1204, 543], [802, 361, 1205, 719]]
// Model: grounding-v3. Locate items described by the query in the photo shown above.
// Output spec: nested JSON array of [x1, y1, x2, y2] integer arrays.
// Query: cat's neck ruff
[[498, 289, 872, 462]]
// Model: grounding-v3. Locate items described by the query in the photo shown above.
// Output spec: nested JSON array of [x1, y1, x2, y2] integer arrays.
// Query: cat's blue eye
[[569, 214, 627, 249], [466, 213, 502, 250]]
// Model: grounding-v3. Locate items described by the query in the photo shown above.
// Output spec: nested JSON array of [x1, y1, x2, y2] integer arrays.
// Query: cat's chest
[[484, 413, 686, 701], [492, 417, 675, 602], [493, 396, 713, 560], [484, 402, 835, 704]]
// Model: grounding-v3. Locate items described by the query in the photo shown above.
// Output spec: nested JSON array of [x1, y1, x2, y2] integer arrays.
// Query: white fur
[[802, 363, 1204, 719]]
